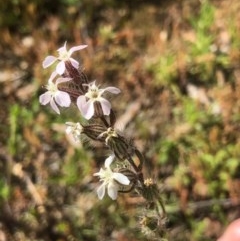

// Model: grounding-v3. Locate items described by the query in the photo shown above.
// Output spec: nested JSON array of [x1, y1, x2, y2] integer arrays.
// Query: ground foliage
[[1, 0, 240, 240]]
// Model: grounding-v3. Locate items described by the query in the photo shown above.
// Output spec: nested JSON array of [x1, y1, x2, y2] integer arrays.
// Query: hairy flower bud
[[82, 124, 108, 142], [99, 127, 135, 161], [65, 61, 88, 86], [56, 61, 89, 102], [141, 178, 160, 201]]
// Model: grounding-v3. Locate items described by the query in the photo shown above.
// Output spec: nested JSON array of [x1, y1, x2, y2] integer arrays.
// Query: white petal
[[93, 171, 100, 177], [55, 91, 71, 107], [89, 80, 96, 86], [69, 45, 87, 55], [84, 101, 95, 119], [39, 92, 51, 105], [57, 42, 67, 52], [103, 87, 121, 94], [104, 155, 115, 168], [96, 183, 106, 200], [100, 98, 111, 116], [65, 121, 74, 126], [66, 126, 72, 134], [56, 61, 65, 75], [42, 56, 57, 68], [113, 173, 130, 185], [77, 95, 87, 113], [50, 99, 60, 114], [70, 58, 79, 69], [107, 183, 118, 200], [77, 96, 94, 120], [93, 168, 104, 177], [48, 71, 58, 82]]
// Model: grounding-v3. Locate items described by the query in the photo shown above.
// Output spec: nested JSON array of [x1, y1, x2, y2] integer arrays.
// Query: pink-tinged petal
[[96, 183, 106, 200], [56, 77, 71, 85], [55, 91, 71, 107], [50, 99, 60, 114], [57, 42, 67, 53], [42, 56, 57, 68], [103, 87, 121, 94], [107, 183, 118, 200], [77, 95, 87, 112], [83, 101, 95, 120], [104, 155, 115, 168], [48, 71, 58, 82], [56, 61, 65, 75], [69, 58, 79, 69], [113, 173, 130, 185], [39, 92, 51, 105], [77, 96, 94, 119], [100, 98, 111, 116], [69, 45, 87, 55]]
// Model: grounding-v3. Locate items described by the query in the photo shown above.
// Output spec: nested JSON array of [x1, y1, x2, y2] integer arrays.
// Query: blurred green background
[[1, 0, 240, 240]]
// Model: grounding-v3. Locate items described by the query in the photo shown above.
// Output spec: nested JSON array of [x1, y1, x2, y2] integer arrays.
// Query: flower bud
[[138, 178, 160, 202], [65, 61, 88, 87], [82, 124, 107, 142], [100, 127, 135, 161]]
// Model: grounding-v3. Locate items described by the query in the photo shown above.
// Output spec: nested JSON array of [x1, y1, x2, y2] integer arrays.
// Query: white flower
[[93, 155, 130, 200], [39, 72, 71, 114], [77, 81, 121, 120], [65, 122, 83, 142], [42, 42, 87, 75]]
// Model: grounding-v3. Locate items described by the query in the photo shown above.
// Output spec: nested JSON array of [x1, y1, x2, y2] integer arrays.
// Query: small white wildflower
[[93, 155, 130, 200], [42, 42, 87, 75], [65, 122, 83, 142], [77, 81, 121, 120], [39, 71, 71, 114]]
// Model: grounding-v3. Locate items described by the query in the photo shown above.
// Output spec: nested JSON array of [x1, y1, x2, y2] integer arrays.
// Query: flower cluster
[[40, 42, 131, 199], [40, 43, 166, 237], [39, 43, 165, 237], [40, 42, 119, 119], [93, 155, 130, 200]]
